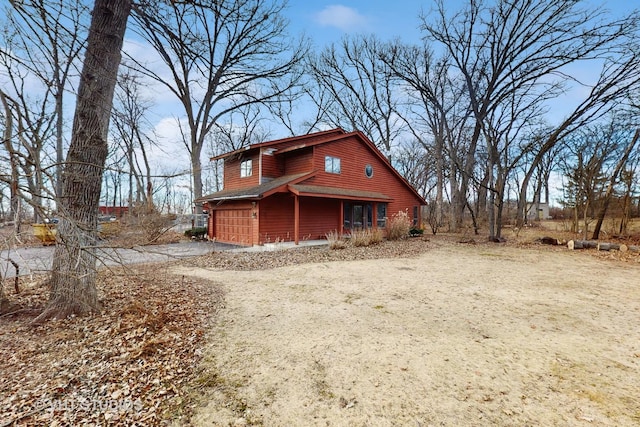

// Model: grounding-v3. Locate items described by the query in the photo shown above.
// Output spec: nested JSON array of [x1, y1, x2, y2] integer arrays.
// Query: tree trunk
[[191, 148, 203, 216], [55, 89, 64, 200], [35, 0, 131, 323], [592, 129, 639, 239], [0, 285, 9, 315], [0, 92, 20, 231], [435, 132, 444, 227]]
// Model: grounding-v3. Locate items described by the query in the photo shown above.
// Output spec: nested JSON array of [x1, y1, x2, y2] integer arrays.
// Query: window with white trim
[[325, 156, 341, 174], [240, 159, 252, 177]]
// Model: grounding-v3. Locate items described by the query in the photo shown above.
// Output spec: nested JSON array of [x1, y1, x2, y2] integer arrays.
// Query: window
[[377, 203, 387, 228], [343, 203, 351, 229], [365, 164, 373, 178], [240, 159, 252, 177], [413, 206, 419, 226], [353, 205, 363, 228], [325, 156, 341, 174]]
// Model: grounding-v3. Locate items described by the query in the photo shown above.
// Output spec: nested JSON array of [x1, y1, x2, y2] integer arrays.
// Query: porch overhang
[[288, 184, 392, 202]]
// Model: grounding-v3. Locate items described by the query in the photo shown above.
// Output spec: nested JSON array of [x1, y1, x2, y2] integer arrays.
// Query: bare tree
[[382, 43, 473, 231], [393, 138, 435, 198], [617, 163, 639, 235], [0, 93, 20, 227], [591, 128, 640, 239], [422, 0, 640, 237], [306, 35, 403, 153], [129, 0, 306, 214], [0, 86, 56, 224], [2, 0, 88, 200], [111, 70, 157, 210], [35, 0, 131, 322], [560, 121, 625, 239], [210, 102, 271, 153]]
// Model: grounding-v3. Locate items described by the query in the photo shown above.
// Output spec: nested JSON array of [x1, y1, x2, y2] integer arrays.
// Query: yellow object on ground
[[32, 223, 56, 245], [98, 220, 121, 238]]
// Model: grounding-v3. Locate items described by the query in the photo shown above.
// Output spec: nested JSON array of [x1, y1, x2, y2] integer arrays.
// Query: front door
[[343, 203, 372, 231]]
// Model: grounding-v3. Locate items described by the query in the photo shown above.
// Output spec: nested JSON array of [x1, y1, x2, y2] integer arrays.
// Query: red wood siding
[[283, 148, 313, 175], [260, 149, 283, 180], [307, 136, 423, 225], [257, 194, 295, 244], [224, 153, 260, 190], [298, 197, 340, 239]]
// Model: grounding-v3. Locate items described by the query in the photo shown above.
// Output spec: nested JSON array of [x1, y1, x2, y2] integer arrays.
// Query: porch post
[[294, 194, 300, 245], [339, 200, 344, 236]]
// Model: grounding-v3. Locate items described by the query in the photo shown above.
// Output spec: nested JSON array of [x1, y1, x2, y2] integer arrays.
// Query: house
[[98, 205, 129, 218], [197, 128, 427, 246]]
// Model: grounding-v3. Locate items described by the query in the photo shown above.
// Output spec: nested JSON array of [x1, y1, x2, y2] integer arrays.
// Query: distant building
[[526, 202, 550, 221], [98, 206, 129, 218]]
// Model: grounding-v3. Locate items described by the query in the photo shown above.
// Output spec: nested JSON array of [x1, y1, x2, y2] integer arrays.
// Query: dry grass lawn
[[176, 235, 640, 426]]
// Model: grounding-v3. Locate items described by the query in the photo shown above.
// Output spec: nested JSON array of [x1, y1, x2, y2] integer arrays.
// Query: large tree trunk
[[35, 0, 131, 322]]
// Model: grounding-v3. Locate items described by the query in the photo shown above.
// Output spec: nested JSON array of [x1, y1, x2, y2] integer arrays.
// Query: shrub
[[185, 227, 208, 240], [369, 227, 384, 244], [127, 205, 175, 243], [350, 228, 371, 247], [387, 210, 411, 241], [140, 213, 174, 242], [409, 227, 424, 237], [325, 229, 347, 250]]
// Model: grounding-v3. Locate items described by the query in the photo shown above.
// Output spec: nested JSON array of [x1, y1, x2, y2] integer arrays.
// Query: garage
[[214, 209, 253, 245]]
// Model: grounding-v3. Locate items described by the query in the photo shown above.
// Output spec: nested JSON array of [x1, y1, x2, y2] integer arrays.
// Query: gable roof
[[209, 128, 346, 161], [196, 172, 313, 203]]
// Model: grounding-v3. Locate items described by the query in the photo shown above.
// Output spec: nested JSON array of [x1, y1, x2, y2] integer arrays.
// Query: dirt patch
[[176, 238, 640, 426]]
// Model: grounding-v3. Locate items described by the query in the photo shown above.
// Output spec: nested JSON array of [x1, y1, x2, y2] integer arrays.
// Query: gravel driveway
[[0, 241, 234, 278]]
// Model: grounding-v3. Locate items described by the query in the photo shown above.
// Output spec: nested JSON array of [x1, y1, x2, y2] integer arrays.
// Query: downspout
[[259, 147, 263, 184]]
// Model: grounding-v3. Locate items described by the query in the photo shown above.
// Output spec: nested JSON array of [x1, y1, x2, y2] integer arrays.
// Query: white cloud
[[313, 5, 370, 32]]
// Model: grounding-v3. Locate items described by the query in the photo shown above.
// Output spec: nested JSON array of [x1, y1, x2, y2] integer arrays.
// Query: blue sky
[[285, 1, 635, 48], [285, 1, 427, 46], [114, 1, 640, 206]]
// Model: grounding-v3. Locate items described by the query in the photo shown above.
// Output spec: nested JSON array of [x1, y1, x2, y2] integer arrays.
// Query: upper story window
[[240, 159, 252, 178], [325, 156, 341, 174], [365, 164, 373, 178]]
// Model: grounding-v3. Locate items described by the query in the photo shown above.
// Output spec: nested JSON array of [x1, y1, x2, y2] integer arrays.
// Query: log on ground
[[568, 240, 640, 252], [567, 240, 598, 250]]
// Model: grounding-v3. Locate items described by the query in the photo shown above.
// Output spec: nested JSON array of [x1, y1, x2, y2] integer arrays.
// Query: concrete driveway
[[0, 241, 237, 279]]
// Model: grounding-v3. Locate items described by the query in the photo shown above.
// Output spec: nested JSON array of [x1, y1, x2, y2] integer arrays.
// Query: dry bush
[[369, 227, 384, 244], [350, 228, 384, 247], [350, 229, 371, 247], [387, 210, 411, 241], [126, 205, 175, 244], [325, 230, 347, 250]]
